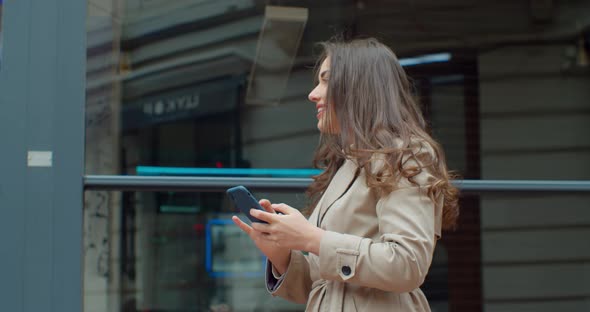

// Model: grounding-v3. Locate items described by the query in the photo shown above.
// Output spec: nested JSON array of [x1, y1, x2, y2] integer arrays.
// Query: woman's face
[[308, 57, 338, 133]]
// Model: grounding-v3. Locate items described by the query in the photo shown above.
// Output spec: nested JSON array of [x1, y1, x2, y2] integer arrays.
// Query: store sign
[[141, 92, 200, 117], [123, 81, 238, 130]]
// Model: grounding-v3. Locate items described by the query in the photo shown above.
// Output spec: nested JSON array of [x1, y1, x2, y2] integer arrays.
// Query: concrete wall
[[85, 1, 123, 311]]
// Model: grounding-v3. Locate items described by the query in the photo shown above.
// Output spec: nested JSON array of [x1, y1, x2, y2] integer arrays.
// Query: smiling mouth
[[317, 107, 325, 119]]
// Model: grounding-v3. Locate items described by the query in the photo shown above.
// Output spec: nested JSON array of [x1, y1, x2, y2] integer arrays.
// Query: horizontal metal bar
[[456, 180, 590, 192], [84, 175, 312, 192], [84, 175, 590, 193]]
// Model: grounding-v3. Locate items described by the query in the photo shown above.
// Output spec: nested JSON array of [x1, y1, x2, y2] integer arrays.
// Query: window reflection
[[84, 189, 456, 311], [84, 190, 308, 312], [84, 0, 590, 311]]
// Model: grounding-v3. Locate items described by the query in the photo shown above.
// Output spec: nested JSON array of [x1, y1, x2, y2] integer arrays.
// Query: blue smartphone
[[227, 186, 267, 223]]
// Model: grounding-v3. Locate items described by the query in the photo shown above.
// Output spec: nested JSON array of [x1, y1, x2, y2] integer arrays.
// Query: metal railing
[[84, 175, 590, 193]]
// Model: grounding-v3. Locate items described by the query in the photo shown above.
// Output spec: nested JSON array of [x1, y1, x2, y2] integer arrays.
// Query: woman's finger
[[259, 199, 275, 213], [250, 208, 279, 223], [271, 203, 293, 215], [251, 221, 273, 233], [232, 216, 252, 235]]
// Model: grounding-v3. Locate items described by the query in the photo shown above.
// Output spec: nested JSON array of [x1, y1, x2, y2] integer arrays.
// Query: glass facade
[[82, 189, 590, 311], [83, 1, 590, 311]]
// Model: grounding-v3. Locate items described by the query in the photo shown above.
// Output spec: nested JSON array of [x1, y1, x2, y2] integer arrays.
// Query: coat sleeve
[[265, 250, 312, 304], [318, 167, 439, 293]]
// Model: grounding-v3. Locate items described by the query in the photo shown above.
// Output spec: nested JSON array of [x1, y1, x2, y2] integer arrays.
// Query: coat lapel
[[317, 159, 359, 215]]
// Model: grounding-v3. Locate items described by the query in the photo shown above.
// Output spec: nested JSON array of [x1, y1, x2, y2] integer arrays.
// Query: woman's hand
[[232, 199, 291, 274], [249, 203, 325, 256]]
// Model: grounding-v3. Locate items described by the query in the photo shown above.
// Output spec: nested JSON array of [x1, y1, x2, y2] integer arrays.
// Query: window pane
[[85, 1, 590, 180], [83, 189, 308, 312], [83, 1, 590, 310], [85, 1, 317, 176]]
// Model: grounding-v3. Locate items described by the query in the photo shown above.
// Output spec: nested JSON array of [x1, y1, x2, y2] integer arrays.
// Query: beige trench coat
[[266, 150, 443, 311]]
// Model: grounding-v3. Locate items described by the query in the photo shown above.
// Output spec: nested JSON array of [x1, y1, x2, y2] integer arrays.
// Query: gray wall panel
[[0, 0, 31, 311], [0, 0, 86, 311], [52, 0, 86, 311], [23, 0, 58, 310]]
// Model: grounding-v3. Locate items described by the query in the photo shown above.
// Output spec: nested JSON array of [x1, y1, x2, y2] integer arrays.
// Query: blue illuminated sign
[[205, 219, 266, 278]]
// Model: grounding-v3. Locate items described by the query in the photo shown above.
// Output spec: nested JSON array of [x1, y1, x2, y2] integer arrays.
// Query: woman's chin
[[317, 123, 324, 133]]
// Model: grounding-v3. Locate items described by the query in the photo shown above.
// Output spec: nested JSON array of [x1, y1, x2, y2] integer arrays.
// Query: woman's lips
[[316, 105, 325, 119]]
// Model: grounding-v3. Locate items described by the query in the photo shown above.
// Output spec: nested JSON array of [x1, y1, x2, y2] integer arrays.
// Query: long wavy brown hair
[[306, 38, 460, 230]]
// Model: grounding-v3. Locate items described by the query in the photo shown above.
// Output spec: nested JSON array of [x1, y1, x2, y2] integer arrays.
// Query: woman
[[232, 38, 459, 311]]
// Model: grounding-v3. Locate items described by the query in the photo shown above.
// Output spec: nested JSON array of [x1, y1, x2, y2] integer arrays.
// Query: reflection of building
[[2, 0, 590, 311], [85, 2, 590, 310], [85, 2, 312, 310]]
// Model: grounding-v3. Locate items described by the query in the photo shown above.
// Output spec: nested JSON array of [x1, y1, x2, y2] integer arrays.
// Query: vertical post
[[0, 0, 86, 312]]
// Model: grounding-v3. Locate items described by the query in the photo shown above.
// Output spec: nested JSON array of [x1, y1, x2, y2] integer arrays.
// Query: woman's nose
[[308, 88, 320, 102]]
